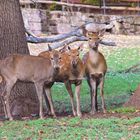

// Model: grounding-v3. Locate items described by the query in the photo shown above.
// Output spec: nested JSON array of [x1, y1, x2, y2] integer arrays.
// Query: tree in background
[[0, 0, 39, 117]]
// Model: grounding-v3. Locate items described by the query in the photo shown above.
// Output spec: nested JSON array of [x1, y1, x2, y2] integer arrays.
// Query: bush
[[81, 0, 100, 5]]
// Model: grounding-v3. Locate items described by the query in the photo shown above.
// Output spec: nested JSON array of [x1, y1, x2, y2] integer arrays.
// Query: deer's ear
[[87, 31, 93, 36], [78, 47, 83, 52], [68, 46, 71, 50], [59, 45, 67, 53], [78, 43, 83, 52], [59, 49, 64, 53], [99, 29, 105, 37], [78, 46, 80, 50], [48, 44, 52, 51]]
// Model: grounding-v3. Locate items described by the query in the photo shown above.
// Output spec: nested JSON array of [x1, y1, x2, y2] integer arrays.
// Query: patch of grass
[[81, 0, 100, 5], [0, 117, 140, 139], [110, 107, 136, 114], [51, 72, 140, 113], [101, 47, 140, 71], [105, 72, 140, 96]]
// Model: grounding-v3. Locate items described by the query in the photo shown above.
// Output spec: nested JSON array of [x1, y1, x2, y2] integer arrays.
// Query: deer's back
[[38, 51, 50, 59], [1, 54, 53, 82]]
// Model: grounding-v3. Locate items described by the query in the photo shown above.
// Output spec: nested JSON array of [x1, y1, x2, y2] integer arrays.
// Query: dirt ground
[[12, 110, 140, 121], [124, 85, 140, 109]]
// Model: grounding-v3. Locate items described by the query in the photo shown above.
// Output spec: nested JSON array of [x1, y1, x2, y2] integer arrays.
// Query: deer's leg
[[0, 84, 7, 118], [1, 85, 8, 119], [44, 88, 56, 117], [87, 78, 93, 110], [4, 81, 15, 121], [99, 77, 106, 113], [75, 81, 82, 117], [95, 80, 99, 112], [1, 96, 8, 119], [90, 77, 97, 115], [65, 81, 76, 116], [43, 88, 51, 115], [95, 91, 98, 111], [35, 82, 44, 119]]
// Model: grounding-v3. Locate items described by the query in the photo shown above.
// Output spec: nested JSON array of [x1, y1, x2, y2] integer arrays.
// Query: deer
[[0, 52, 62, 120], [38, 44, 85, 117], [82, 30, 107, 115]]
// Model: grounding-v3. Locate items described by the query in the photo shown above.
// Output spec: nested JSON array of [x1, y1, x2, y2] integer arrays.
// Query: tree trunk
[[0, 0, 39, 117]]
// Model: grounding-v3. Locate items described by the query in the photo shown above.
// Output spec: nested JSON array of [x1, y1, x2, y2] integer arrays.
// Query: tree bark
[[26, 29, 82, 43], [0, 0, 39, 117]]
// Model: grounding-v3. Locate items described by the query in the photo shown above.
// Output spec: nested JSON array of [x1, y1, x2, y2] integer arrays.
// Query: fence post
[[102, 0, 106, 15]]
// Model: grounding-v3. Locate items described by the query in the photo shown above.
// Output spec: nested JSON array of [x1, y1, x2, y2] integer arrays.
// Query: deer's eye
[[59, 57, 61, 60], [50, 57, 53, 60]]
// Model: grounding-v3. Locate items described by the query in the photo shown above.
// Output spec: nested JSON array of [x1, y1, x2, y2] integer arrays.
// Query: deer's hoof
[[77, 112, 82, 117], [73, 112, 77, 117], [90, 111, 96, 116], [40, 116, 45, 120], [47, 111, 51, 116], [52, 113, 57, 118], [103, 109, 107, 114], [4, 116, 9, 120], [9, 117, 14, 121]]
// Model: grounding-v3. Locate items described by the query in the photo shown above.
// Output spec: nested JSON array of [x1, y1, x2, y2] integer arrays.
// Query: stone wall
[[21, 8, 140, 35]]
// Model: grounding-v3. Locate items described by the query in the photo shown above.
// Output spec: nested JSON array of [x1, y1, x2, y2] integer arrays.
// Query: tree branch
[[26, 21, 116, 48], [45, 36, 87, 50], [100, 40, 116, 46], [26, 29, 82, 43]]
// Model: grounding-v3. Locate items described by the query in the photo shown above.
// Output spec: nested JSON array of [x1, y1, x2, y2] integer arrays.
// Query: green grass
[[1, 46, 140, 139], [51, 72, 140, 113], [110, 107, 136, 114], [0, 117, 140, 139], [101, 47, 140, 71]]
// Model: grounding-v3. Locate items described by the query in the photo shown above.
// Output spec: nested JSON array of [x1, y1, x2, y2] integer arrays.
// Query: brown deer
[[83, 30, 107, 115], [39, 45, 85, 117], [0, 52, 62, 120]]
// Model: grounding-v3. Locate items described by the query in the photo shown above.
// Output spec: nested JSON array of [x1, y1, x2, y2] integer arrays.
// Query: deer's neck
[[71, 62, 79, 77], [89, 48, 99, 64], [0, 60, 3, 68]]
